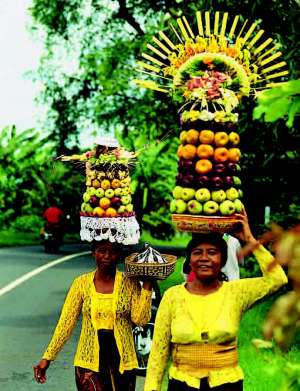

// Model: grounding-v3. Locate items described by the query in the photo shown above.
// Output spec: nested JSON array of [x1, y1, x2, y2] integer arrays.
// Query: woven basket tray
[[125, 253, 177, 280], [172, 214, 241, 234]]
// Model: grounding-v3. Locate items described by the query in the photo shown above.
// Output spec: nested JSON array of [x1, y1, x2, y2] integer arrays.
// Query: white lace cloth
[[80, 216, 140, 245]]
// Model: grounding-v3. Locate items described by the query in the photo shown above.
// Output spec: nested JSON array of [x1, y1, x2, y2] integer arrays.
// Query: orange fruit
[[182, 144, 197, 160], [228, 148, 241, 162], [197, 144, 214, 159], [199, 130, 214, 144], [186, 129, 200, 145], [195, 159, 213, 174], [214, 147, 229, 162]]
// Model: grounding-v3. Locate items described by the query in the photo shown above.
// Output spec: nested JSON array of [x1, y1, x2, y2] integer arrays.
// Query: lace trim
[[80, 216, 140, 245]]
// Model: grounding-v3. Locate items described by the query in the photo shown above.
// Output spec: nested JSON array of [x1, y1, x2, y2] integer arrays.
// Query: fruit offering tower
[[60, 137, 140, 244], [134, 11, 288, 233]]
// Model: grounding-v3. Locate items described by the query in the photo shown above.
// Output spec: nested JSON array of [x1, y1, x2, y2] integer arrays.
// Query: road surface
[[0, 244, 145, 390]]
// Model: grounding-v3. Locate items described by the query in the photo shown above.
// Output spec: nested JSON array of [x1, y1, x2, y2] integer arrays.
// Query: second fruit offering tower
[[134, 10, 288, 229]]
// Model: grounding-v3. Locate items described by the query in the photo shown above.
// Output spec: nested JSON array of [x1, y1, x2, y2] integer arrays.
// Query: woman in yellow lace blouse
[[33, 240, 152, 390], [144, 212, 288, 391]]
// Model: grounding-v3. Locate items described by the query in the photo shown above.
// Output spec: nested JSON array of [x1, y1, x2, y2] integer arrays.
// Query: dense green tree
[[0, 126, 83, 231], [29, 0, 300, 236]]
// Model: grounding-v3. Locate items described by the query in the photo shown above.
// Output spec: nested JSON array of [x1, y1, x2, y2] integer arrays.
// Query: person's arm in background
[[231, 212, 288, 310]]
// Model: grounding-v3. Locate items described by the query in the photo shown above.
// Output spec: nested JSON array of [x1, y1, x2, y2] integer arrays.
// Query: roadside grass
[[157, 261, 300, 391]]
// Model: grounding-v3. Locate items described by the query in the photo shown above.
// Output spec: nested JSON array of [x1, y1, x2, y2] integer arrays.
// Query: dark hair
[[91, 240, 123, 254], [183, 233, 228, 278]]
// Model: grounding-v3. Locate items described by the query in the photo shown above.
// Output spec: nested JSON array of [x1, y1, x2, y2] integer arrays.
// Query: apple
[[211, 189, 226, 203], [86, 179, 92, 187], [85, 204, 94, 214], [195, 175, 210, 187], [182, 144, 197, 160], [179, 130, 187, 143], [178, 159, 194, 173], [195, 188, 211, 202], [81, 202, 87, 212], [101, 179, 111, 190], [228, 148, 241, 162], [186, 129, 199, 145], [187, 200, 203, 214], [111, 197, 121, 207], [99, 197, 111, 209], [214, 163, 226, 174], [181, 188, 196, 201], [223, 176, 234, 188], [214, 147, 229, 163], [89, 195, 99, 207], [121, 195, 132, 205], [120, 187, 130, 196], [105, 189, 115, 198], [195, 159, 213, 174], [95, 188, 105, 198], [93, 206, 106, 217], [238, 189, 243, 198], [114, 188, 122, 196], [117, 205, 126, 214], [214, 132, 229, 147], [228, 131, 240, 146], [219, 200, 236, 216], [172, 186, 183, 199], [83, 192, 90, 203], [173, 199, 187, 214], [226, 187, 239, 201], [199, 130, 214, 144], [197, 144, 214, 159], [227, 162, 237, 174], [106, 207, 118, 217], [234, 199, 244, 213], [120, 178, 130, 187], [233, 176, 242, 187], [210, 176, 224, 189], [203, 200, 219, 215], [111, 179, 121, 189], [92, 179, 101, 188], [125, 204, 134, 213], [87, 187, 97, 196], [181, 174, 194, 187]]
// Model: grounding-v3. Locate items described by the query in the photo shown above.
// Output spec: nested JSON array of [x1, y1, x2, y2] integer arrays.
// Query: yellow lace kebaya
[[144, 245, 288, 391], [43, 270, 152, 373]]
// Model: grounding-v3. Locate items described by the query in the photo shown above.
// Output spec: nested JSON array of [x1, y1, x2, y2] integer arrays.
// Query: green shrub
[[10, 215, 44, 233]]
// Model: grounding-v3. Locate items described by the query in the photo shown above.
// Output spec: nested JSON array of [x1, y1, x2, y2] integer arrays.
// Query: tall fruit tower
[[134, 11, 288, 233]]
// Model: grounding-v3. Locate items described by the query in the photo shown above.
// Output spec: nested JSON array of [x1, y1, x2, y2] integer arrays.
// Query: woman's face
[[93, 242, 121, 272], [190, 242, 222, 281]]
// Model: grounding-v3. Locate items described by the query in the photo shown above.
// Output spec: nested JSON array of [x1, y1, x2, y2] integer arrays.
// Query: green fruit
[[234, 199, 244, 213], [182, 188, 196, 201], [83, 192, 90, 203], [172, 186, 183, 200], [225, 187, 239, 201], [187, 200, 202, 214], [219, 200, 236, 216], [195, 188, 211, 202], [203, 200, 219, 215]]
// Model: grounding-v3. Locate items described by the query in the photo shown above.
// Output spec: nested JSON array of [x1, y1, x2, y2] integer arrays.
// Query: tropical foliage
[[27, 0, 300, 237], [0, 126, 83, 232]]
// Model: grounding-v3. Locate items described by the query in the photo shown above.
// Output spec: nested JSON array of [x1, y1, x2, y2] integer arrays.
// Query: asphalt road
[[0, 244, 145, 390]]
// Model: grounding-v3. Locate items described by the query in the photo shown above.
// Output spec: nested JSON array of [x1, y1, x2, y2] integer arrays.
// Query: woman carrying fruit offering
[[144, 211, 287, 391], [33, 240, 152, 390]]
